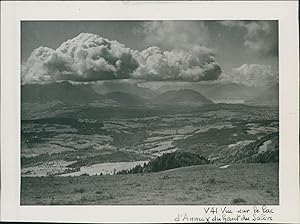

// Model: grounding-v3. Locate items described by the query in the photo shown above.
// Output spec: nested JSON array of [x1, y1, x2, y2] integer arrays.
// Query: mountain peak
[[155, 88, 213, 105]]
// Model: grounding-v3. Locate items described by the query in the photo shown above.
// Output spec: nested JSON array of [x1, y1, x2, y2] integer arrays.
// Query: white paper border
[[1, 1, 299, 223]]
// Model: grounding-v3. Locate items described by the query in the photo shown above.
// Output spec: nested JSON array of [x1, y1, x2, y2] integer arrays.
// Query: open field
[[21, 163, 279, 205], [21, 103, 279, 205], [21, 104, 279, 176]]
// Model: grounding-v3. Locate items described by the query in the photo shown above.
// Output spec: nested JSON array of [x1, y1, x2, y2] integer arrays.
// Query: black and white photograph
[[1, 1, 299, 223], [20, 20, 280, 205]]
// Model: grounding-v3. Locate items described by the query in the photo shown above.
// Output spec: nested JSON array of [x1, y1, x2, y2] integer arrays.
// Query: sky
[[21, 21, 278, 87]]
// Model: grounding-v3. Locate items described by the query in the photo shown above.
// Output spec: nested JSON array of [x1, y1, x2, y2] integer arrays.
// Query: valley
[[21, 103, 278, 176], [18, 21, 281, 207], [21, 82, 279, 205]]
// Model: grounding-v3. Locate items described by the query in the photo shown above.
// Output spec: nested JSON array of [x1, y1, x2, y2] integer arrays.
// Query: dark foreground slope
[[21, 163, 278, 205]]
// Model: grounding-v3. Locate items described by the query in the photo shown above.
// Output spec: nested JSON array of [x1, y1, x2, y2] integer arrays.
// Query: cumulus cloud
[[136, 21, 209, 50], [219, 21, 278, 56], [130, 21, 221, 81], [221, 64, 278, 87], [132, 46, 221, 81], [22, 32, 222, 84], [21, 33, 139, 84]]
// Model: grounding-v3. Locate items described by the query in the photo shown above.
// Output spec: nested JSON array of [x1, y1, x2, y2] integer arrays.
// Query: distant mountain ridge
[[156, 82, 265, 101], [92, 81, 156, 99], [104, 91, 147, 106], [154, 89, 214, 105], [21, 81, 103, 105], [21, 81, 278, 109], [156, 82, 279, 106], [22, 82, 214, 107]]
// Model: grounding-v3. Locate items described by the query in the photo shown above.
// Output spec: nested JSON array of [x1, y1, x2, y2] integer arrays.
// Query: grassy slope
[[21, 163, 278, 205]]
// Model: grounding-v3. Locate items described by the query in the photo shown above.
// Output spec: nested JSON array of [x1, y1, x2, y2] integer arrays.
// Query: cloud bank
[[132, 46, 221, 81], [22, 33, 139, 84], [219, 21, 278, 56], [21, 33, 222, 84], [222, 64, 278, 87]]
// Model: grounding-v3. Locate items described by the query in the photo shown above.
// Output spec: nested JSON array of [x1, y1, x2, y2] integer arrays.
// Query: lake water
[[60, 161, 149, 176]]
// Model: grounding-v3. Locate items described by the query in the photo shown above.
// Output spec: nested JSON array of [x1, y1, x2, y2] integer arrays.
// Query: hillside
[[118, 151, 210, 174], [22, 81, 103, 105], [105, 91, 147, 106], [92, 81, 156, 99], [156, 82, 263, 102], [21, 163, 279, 205], [155, 89, 214, 105]]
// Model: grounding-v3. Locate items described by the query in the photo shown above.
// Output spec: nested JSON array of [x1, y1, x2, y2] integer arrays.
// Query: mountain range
[[154, 89, 214, 105], [21, 81, 102, 105], [21, 81, 279, 108], [22, 81, 213, 107]]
